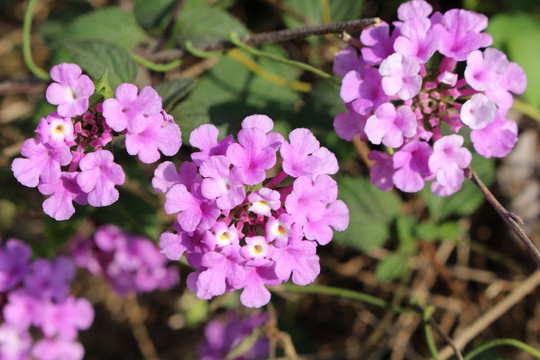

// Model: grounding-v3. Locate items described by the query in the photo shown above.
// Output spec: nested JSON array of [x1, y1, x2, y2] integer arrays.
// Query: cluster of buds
[[0, 239, 93, 360], [70, 225, 179, 296], [11, 63, 181, 220], [153, 115, 349, 308], [334, 0, 526, 195]]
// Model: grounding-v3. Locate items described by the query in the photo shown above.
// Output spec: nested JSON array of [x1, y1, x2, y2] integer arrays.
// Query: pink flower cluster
[[334, 0, 526, 196], [0, 239, 94, 360], [198, 311, 269, 360], [70, 225, 179, 296], [11, 63, 182, 220], [153, 115, 349, 308]]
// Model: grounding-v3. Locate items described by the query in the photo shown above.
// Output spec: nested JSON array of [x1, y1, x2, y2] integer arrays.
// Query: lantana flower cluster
[[0, 239, 94, 360], [334, 0, 526, 196], [11, 63, 181, 220], [70, 225, 179, 296], [198, 311, 269, 360], [153, 115, 349, 308]]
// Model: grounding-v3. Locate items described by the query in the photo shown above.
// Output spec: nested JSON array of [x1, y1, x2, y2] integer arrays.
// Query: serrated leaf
[[173, 6, 248, 46], [63, 7, 148, 50], [91, 70, 114, 103], [488, 14, 540, 107], [63, 41, 138, 91], [375, 253, 407, 283], [333, 176, 401, 251], [420, 154, 495, 221], [155, 78, 196, 112]]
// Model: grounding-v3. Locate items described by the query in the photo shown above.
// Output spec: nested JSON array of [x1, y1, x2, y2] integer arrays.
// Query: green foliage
[[173, 6, 249, 46], [134, 0, 176, 30], [155, 78, 196, 112], [186, 45, 302, 137], [169, 98, 211, 145], [488, 13, 540, 108], [62, 7, 148, 50], [282, 0, 364, 27], [333, 176, 401, 251], [375, 252, 408, 283], [62, 41, 138, 90]]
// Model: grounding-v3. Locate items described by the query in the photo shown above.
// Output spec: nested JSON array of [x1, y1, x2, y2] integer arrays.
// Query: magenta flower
[[333, 46, 365, 76], [303, 200, 350, 246], [200, 155, 246, 210], [285, 175, 337, 226], [272, 235, 320, 285], [368, 151, 395, 191], [465, 48, 509, 91], [432, 9, 492, 61], [340, 67, 388, 115], [102, 84, 162, 134], [0, 239, 31, 292], [428, 135, 471, 194], [125, 112, 182, 164], [40, 297, 94, 340], [248, 188, 281, 217], [45, 63, 94, 117], [394, 18, 439, 64], [12, 139, 72, 188], [240, 264, 280, 308], [333, 107, 369, 141], [165, 183, 220, 232], [190, 124, 234, 166], [38, 172, 88, 221], [471, 113, 518, 158], [35, 112, 75, 148], [281, 128, 338, 178], [0, 324, 32, 359], [379, 53, 422, 100], [393, 140, 433, 192], [365, 103, 417, 148], [152, 161, 199, 194], [460, 93, 497, 130], [226, 128, 277, 185], [360, 21, 399, 65], [397, 0, 432, 21], [77, 150, 125, 207]]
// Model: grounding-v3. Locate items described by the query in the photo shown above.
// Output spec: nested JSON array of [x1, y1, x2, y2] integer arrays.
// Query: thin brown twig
[[465, 167, 540, 268], [148, 18, 381, 62], [438, 270, 540, 359]]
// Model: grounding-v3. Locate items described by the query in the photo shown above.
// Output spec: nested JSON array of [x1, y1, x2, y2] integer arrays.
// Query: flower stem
[[130, 53, 182, 72], [465, 167, 540, 268], [274, 283, 416, 315], [149, 18, 381, 62], [229, 32, 340, 87], [23, 0, 49, 80], [423, 305, 442, 360], [513, 98, 540, 123], [463, 338, 540, 360]]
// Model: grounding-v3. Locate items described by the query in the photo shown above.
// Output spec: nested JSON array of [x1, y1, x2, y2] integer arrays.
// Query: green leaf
[[333, 176, 401, 251], [62, 7, 148, 50], [168, 98, 211, 145], [40, 215, 85, 258], [375, 253, 407, 284], [488, 14, 540, 107], [63, 41, 138, 91], [155, 78, 196, 112], [186, 44, 302, 137], [420, 154, 495, 221], [173, 6, 248, 46], [396, 215, 417, 253], [89, 70, 114, 106], [282, 0, 364, 27], [134, 0, 176, 30]]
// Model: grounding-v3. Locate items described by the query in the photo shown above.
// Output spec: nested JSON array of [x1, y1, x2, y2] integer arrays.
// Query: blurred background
[[1, 0, 540, 359]]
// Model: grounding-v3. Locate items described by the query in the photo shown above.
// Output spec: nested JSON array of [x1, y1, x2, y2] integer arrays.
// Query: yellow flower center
[[54, 124, 64, 133]]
